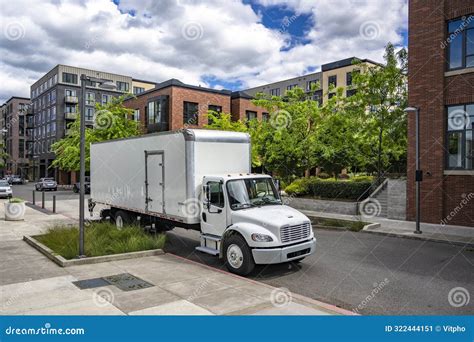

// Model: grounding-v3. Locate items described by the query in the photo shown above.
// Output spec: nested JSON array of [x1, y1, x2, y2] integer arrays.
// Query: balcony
[[65, 96, 78, 104], [65, 112, 77, 120]]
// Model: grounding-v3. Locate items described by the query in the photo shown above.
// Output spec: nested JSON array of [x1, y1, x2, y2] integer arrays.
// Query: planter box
[[4, 202, 26, 221], [285, 196, 358, 215]]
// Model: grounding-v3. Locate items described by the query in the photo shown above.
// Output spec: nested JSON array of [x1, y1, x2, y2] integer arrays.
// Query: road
[[12, 183, 474, 315], [11, 183, 89, 203], [164, 227, 474, 315]]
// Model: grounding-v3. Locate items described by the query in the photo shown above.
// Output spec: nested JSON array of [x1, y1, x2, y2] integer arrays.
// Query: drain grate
[[73, 278, 110, 290], [103, 273, 153, 292]]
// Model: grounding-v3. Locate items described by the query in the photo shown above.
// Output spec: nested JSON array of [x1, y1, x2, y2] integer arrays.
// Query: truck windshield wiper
[[232, 203, 257, 210]]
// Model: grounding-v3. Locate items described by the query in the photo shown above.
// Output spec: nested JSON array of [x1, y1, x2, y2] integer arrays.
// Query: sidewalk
[[0, 200, 351, 316], [300, 209, 474, 247]]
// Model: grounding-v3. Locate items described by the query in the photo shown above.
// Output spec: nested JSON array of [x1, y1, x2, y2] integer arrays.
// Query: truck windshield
[[226, 178, 281, 210]]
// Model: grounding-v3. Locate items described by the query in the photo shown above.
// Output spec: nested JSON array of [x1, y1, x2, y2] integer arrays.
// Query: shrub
[[316, 172, 331, 179], [351, 175, 374, 183], [338, 173, 350, 179], [35, 222, 166, 259], [285, 178, 310, 196], [9, 197, 24, 203]]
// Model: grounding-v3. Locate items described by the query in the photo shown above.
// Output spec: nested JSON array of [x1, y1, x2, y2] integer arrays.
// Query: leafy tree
[[51, 96, 140, 172], [345, 43, 408, 179]]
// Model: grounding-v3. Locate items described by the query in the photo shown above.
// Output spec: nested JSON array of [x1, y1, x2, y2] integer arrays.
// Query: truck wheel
[[113, 210, 131, 229], [224, 235, 255, 276]]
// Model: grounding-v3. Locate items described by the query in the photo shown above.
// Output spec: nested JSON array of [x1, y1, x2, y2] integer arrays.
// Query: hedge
[[285, 177, 373, 200]]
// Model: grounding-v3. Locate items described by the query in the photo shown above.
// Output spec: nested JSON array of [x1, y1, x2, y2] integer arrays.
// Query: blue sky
[[0, 0, 408, 101]]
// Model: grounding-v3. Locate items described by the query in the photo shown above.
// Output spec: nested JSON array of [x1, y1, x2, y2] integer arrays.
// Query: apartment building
[[0, 96, 31, 179], [244, 57, 380, 103], [408, 0, 474, 227], [29, 65, 155, 183]]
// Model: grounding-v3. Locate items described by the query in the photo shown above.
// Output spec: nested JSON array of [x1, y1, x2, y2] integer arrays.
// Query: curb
[[166, 252, 357, 316], [23, 235, 164, 267], [360, 229, 474, 248]]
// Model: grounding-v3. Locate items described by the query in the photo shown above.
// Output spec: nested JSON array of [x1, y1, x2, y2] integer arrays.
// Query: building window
[[53, 74, 58, 84], [102, 94, 111, 105], [117, 81, 129, 92], [65, 89, 77, 97], [183, 101, 199, 125], [447, 15, 474, 70], [51, 106, 56, 120], [132, 109, 140, 122], [207, 105, 222, 124], [346, 89, 357, 97], [306, 80, 318, 91], [328, 75, 337, 88], [328, 92, 336, 100], [62, 72, 78, 84], [133, 86, 145, 95], [246, 110, 257, 121], [85, 92, 95, 105], [19, 116, 25, 136], [19, 139, 25, 158], [287, 84, 298, 91], [262, 112, 269, 121], [270, 88, 280, 96], [51, 89, 56, 104], [85, 107, 95, 122], [148, 101, 161, 124], [65, 105, 76, 114], [446, 104, 474, 169]]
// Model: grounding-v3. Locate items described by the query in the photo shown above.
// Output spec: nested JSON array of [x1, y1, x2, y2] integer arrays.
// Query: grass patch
[[35, 222, 166, 260], [310, 217, 368, 232]]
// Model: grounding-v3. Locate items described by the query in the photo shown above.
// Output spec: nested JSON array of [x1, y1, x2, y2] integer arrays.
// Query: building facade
[[0, 97, 31, 179], [408, 0, 474, 227], [244, 57, 379, 104], [29, 65, 155, 183]]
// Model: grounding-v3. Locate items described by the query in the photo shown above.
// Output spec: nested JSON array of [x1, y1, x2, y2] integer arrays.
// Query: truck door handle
[[146, 197, 153, 203]]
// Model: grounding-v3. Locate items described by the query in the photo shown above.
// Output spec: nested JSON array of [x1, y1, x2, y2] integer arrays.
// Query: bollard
[[32, 190, 35, 205], [53, 195, 56, 213], [41, 190, 45, 209]]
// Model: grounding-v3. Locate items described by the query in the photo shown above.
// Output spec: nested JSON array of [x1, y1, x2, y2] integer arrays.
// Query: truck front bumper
[[252, 238, 316, 264]]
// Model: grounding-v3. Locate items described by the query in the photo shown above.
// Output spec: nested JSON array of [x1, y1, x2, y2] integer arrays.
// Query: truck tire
[[113, 210, 132, 229], [224, 234, 255, 276]]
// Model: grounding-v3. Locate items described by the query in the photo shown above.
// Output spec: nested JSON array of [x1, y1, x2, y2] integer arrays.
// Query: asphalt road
[[11, 183, 474, 315], [11, 183, 89, 202], [164, 227, 474, 315]]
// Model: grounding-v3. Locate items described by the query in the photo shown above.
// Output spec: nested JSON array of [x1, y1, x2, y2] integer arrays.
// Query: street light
[[78, 74, 116, 257], [404, 106, 422, 234]]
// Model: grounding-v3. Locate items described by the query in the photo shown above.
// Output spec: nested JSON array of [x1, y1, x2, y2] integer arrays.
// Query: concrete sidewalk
[[300, 209, 474, 247], [0, 200, 351, 316]]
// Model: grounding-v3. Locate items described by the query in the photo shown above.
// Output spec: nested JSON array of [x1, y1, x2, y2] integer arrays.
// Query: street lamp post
[[78, 74, 116, 257], [404, 106, 422, 234]]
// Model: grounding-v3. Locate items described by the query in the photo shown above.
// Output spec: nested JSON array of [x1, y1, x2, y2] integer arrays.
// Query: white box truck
[[89, 129, 316, 275]]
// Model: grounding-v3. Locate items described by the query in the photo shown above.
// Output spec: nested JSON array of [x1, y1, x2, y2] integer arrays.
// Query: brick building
[[408, 0, 474, 227], [123, 79, 265, 133]]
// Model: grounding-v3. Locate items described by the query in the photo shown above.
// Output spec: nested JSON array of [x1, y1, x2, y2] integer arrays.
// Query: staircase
[[359, 179, 388, 218], [359, 179, 407, 219], [371, 182, 388, 217]]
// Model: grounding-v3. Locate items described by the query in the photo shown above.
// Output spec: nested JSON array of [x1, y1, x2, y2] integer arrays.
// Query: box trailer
[[89, 129, 316, 275]]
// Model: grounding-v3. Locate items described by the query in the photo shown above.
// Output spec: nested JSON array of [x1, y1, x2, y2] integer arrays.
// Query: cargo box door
[[145, 151, 164, 213]]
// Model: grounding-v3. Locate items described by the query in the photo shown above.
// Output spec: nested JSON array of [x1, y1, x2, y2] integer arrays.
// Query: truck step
[[200, 234, 221, 242], [195, 246, 220, 256]]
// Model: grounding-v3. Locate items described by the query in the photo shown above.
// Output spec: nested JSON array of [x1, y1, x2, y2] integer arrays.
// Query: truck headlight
[[251, 233, 273, 242]]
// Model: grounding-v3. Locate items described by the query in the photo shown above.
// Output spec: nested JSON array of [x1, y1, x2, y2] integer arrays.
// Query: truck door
[[201, 179, 227, 236], [145, 151, 164, 213]]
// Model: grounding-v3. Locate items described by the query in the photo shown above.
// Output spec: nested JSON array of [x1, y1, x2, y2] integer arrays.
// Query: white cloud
[[0, 0, 407, 102]]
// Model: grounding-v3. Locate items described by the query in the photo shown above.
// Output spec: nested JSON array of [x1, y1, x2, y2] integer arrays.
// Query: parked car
[[10, 175, 24, 185], [35, 178, 57, 191], [0, 180, 13, 198], [73, 177, 90, 194]]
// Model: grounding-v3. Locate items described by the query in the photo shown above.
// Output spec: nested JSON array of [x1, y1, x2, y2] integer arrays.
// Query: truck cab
[[199, 173, 316, 275]]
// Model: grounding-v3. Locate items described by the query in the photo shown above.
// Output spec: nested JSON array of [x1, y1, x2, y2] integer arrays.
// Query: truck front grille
[[280, 222, 311, 243]]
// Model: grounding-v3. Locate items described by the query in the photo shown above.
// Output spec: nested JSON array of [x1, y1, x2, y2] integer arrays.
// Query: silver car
[[0, 180, 13, 198], [35, 178, 58, 191]]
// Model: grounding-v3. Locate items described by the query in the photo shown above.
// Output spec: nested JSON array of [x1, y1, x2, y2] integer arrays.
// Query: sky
[[0, 0, 408, 103]]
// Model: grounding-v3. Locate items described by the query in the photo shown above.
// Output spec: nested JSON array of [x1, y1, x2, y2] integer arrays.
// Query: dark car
[[35, 177, 58, 191], [10, 175, 24, 185], [73, 176, 90, 194]]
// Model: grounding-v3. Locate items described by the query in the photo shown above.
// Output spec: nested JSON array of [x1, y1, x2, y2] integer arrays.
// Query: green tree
[[51, 96, 140, 172], [346, 43, 408, 179]]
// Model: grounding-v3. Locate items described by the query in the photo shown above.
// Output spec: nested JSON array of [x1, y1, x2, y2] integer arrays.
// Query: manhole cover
[[103, 273, 153, 292], [73, 277, 110, 289]]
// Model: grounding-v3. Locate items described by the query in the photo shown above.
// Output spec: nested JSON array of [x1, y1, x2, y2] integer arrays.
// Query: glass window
[[447, 16, 474, 70], [85, 107, 94, 121], [51, 89, 56, 104], [132, 109, 140, 122], [183, 101, 199, 125], [133, 86, 145, 95], [262, 112, 269, 121], [207, 105, 222, 125], [270, 88, 280, 96], [306, 80, 319, 91], [246, 110, 257, 121], [147, 101, 162, 124], [446, 104, 474, 170], [102, 94, 110, 105], [65, 89, 76, 97], [448, 132, 463, 168], [226, 178, 280, 210], [206, 181, 224, 208], [287, 84, 298, 90], [328, 75, 337, 88], [117, 81, 129, 92], [65, 105, 76, 113], [62, 72, 77, 84], [85, 92, 95, 105]]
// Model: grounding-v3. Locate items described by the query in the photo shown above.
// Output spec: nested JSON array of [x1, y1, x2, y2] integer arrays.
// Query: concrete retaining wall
[[285, 197, 358, 215]]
